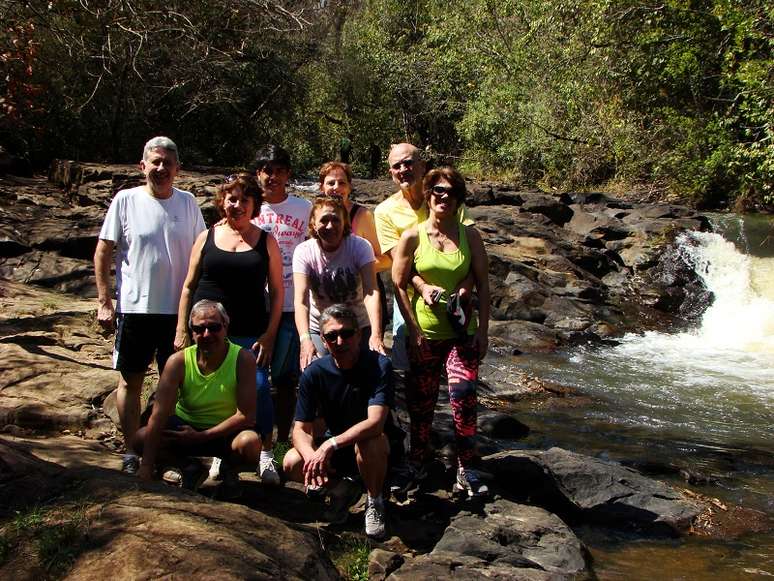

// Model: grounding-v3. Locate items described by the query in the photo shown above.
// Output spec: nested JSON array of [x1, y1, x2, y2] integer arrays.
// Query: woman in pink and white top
[[293, 195, 385, 369]]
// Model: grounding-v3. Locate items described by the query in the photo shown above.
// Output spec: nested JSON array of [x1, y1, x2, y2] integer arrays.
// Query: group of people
[[94, 136, 490, 540]]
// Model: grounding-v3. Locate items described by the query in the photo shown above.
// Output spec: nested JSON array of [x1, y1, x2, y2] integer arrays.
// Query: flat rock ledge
[[389, 499, 588, 580], [0, 438, 339, 580], [483, 447, 703, 534]]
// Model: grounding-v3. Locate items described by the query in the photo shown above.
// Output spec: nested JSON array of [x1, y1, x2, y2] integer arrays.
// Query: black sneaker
[[218, 461, 242, 499], [323, 477, 362, 524], [452, 467, 489, 498]]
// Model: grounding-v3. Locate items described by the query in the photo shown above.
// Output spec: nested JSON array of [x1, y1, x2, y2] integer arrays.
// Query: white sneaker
[[258, 456, 281, 486], [209, 457, 222, 481], [365, 498, 387, 540], [453, 467, 490, 498]]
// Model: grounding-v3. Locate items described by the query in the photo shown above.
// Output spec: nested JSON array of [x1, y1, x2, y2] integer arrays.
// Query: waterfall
[[676, 230, 774, 354]]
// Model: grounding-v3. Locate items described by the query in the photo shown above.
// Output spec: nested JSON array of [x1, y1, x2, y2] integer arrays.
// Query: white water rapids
[[607, 230, 774, 400], [521, 219, 774, 447]]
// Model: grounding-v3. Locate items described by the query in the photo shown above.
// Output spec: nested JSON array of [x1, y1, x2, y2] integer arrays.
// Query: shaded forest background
[[1, 0, 771, 209]]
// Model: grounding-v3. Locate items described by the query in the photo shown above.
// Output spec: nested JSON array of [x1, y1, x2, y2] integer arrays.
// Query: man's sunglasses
[[191, 323, 224, 334], [322, 328, 357, 343]]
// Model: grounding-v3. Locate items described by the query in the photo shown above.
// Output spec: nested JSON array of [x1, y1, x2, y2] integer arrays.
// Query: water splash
[[675, 230, 774, 354]]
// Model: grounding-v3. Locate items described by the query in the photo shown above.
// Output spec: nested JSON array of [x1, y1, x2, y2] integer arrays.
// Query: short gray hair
[[143, 136, 180, 162], [189, 299, 230, 328], [319, 304, 359, 331]]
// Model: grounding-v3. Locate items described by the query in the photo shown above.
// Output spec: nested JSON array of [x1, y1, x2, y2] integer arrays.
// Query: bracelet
[[329, 436, 339, 450], [300, 332, 312, 342]]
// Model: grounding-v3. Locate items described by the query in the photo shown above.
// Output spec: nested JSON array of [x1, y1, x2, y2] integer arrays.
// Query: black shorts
[[114, 313, 177, 374], [164, 415, 241, 459]]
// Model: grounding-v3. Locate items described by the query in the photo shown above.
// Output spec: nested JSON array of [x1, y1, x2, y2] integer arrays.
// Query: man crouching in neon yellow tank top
[[392, 166, 491, 498], [135, 299, 263, 493]]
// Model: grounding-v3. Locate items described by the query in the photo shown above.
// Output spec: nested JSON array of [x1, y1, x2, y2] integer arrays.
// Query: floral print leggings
[[406, 337, 480, 468]]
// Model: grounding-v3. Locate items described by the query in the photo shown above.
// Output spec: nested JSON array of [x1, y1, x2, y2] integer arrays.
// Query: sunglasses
[[191, 323, 224, 334], [431, 185, 455, 197], [322, 328, 357, 343]]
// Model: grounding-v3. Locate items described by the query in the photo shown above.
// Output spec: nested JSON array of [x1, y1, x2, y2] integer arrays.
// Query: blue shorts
[[269, 312, 300, 389], [391, 297, 409, 371], [229, 336, 274, 439]]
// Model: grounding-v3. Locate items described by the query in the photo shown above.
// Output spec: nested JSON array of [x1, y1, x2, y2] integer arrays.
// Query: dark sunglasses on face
[[431, 185, 455, 197], [322, 328, 357, 343], [191, 323, 223, 334]]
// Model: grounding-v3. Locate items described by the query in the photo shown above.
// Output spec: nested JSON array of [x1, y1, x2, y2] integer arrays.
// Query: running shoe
[[258, 455, 282, 486], [209, 457, 222, 481], [364, 497, 387, 540], [122, 454, 140, 475], [453, 466, 490, 498]]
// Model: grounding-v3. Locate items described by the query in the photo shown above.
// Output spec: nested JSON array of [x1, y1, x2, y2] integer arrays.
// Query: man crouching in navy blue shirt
[[283, 304, 392, 540]]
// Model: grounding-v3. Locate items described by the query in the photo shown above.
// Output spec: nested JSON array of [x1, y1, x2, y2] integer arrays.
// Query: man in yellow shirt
[[374, 143, 472, 370]]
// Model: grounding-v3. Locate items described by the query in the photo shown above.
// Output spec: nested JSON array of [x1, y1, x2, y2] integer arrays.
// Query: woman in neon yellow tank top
[[392, 166, 491, 497]]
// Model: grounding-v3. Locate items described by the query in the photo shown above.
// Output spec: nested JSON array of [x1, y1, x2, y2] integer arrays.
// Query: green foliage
[[1, 0, 771, 208], [330, 534, 371, 581], [1, 502, 90, 577]]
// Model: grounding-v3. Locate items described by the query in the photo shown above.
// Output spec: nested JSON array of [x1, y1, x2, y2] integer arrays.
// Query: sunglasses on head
[[191, 323, 223, 334], [322, 328, 357, 343]]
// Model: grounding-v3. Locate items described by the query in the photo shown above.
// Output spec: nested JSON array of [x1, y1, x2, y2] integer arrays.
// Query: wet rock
[[479, 413, 530, 439], [483, 448, 703, 534], [390, 499, 588, 580]]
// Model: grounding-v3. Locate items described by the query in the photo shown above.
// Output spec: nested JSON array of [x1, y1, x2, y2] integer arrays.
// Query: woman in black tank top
[[175, 173, 284, 452]]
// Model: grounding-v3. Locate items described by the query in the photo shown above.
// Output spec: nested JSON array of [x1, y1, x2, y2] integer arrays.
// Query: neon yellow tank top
[[175, 340, 241, 429], [412, 221, 477, 339]]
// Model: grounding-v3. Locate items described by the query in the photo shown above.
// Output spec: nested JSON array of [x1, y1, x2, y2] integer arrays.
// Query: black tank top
[[193, 227, 269, 337]]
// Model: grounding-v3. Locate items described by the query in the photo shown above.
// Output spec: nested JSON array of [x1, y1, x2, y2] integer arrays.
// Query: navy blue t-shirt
[[295, 349, 393, 436]]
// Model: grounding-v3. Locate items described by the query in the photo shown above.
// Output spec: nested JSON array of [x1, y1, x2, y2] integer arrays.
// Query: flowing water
[[502, 213, 774, 579]]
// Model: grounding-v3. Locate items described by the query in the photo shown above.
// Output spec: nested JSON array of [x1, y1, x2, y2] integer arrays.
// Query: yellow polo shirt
[[374, 191, 473, 255]]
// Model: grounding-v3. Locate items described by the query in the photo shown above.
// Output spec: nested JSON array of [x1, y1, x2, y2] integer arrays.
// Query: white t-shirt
[[252, 195, 312, 312], [99, 186, 206, 314], [292, 235, 375, 332]]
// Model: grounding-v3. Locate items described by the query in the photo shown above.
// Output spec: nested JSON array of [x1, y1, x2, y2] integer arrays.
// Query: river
[[502, 213, 774, 579]]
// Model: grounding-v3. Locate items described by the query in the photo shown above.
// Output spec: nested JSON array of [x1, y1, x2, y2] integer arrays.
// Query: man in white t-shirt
[[250, 144, 312, 443], [94, 136, 206, 475]]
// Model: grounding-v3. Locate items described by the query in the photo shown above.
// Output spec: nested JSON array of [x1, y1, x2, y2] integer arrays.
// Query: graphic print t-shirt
[[252, 195, 312, 312], [292, 235, 375, 332]]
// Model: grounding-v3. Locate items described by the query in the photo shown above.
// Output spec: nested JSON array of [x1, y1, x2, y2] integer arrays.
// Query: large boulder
[[390, 499, 588, 580], [0, 436, 339, 580], [483, 448, 703, 534], [0, 280, 115, 430]]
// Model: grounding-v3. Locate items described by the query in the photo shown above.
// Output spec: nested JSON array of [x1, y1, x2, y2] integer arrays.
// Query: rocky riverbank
[[1, 163, 763, 579]]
